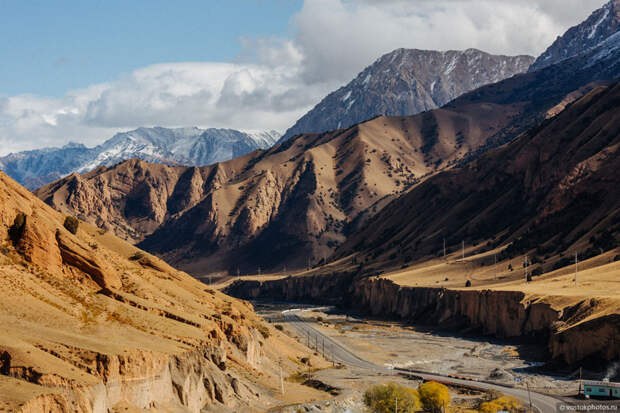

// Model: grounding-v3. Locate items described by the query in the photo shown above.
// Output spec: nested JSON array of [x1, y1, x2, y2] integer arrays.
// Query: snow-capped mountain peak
[[0, 127, 281, 189], [529, 0, 620, 72], [279, 48, 533, 142]]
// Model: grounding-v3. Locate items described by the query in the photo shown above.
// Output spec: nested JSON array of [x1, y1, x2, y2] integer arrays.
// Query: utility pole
[[283, 265, 286, 274], [236, 267, 240, 277], [575, 251, 579, 286], [279, 358, 284, 395], [578, 367, 583, 396], [443, 238, 446, 260]]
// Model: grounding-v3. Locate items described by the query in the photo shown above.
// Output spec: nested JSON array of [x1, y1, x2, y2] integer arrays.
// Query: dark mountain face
[[279, 48, 533, 142], [336, 83, 620, 272], [530, 0, 620, 72]]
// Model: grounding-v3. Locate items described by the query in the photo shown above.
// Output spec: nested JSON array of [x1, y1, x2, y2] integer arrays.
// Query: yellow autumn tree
[[418, 381, 451, 412], [479, 396, 523, 413], [364, 382, 422, 413]]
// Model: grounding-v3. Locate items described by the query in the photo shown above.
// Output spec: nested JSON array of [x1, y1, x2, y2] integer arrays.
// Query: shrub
[[465, 280, 472, 287], [363, 382, 421, 413], [256, 324, 270, 339], [8, 213, 27, 243], [63, 216, 79, 234], [418, 381, 451, 413], [274, 324, 284, 331], [129, 251, 145, 261], [531, 267, 543, 276], [552, 257, 573, 271], [479, 396, 522, 413]]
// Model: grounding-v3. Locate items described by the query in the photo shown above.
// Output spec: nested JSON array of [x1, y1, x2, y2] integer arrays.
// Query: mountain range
[[35, 11, 620, 276], [279, 48, 533, 142], [5, 0, 618, 278], [0, 127, 280, 189]]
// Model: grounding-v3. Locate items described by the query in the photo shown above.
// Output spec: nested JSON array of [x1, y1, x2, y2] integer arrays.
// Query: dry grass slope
[[0, 171, 329, 413]]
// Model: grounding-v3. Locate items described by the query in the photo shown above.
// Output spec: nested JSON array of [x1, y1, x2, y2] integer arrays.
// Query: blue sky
[[0, 0, 302, 96], [0, 0, 605, 155]]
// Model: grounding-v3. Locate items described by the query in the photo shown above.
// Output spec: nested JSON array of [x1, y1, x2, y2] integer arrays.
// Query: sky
[[0, 0, 607, 155]]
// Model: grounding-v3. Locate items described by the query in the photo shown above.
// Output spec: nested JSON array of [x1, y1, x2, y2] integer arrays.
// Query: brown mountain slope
[[335, 83, 620, 274], [35, 102, 516, 276], [0, 171, 327, 412], [35, 33, 620, 276]]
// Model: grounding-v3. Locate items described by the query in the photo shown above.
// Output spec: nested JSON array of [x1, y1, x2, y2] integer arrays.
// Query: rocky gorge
[[225, 274, 620, 367]]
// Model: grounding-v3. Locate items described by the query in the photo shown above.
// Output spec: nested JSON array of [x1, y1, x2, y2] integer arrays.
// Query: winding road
[[282, 308, 562, 413]]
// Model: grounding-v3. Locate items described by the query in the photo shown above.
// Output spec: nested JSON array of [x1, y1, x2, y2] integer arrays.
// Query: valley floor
[[253, 302, 620, 413]]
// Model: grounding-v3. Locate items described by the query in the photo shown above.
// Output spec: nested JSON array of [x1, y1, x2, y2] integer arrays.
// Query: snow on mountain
[[529, 0, 620, 72], [0, 127, 280, 189], [278, 48, 534, 142]]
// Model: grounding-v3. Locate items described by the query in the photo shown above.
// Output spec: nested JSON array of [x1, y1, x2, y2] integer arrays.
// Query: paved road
[[282, 308, 562, 413]]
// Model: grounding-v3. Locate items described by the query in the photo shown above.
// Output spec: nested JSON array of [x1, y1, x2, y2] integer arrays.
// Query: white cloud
[[0, 0, 606, 155], [291, 0, 605, 85]]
